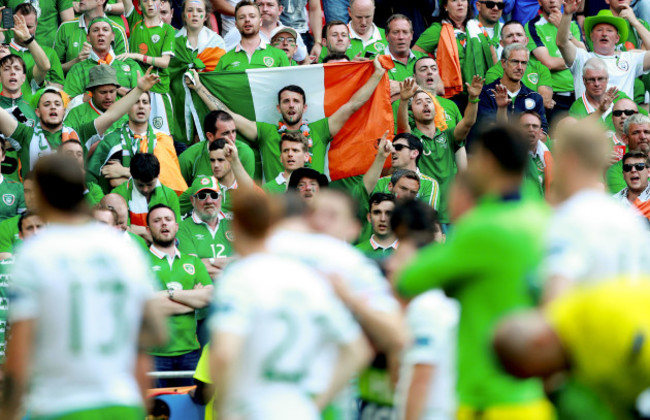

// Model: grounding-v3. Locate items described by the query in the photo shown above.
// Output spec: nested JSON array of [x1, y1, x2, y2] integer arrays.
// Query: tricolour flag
[[196, 58, 394, 181]]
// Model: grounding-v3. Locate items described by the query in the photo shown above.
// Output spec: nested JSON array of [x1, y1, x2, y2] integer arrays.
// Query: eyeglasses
[[479, 1, 506, 9], [195, 191, 220, 200], [273, 37, 296, 45], [623, 163, 647, 172], [507, 59, 528, 66], [393, 144, 411, 151], [612, 109, 638, 117]]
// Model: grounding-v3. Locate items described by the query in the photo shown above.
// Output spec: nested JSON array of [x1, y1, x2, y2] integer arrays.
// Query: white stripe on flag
[[247, 65, 326, 124]]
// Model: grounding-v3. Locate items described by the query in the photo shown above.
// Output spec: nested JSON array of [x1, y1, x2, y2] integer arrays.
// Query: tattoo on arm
[[199, 86, 229, 112]]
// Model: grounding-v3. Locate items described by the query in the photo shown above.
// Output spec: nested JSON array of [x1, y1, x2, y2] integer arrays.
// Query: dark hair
[[208, 137, 228, 152], [146, 203, 176, 225], [502, 20, 524, 33], [278, 85, 306, 104], [0, 54, 26, 75], [130, 153, 160, 182], [324, 19, 348, 39], [393, 133, 423, 166], [37, 89, 64, 108], [390, 169, 420, 187], [622, 150, 650, 167], [18, 210, 39, 234], [322, 52, 350, 63], [434, 0, 473, 27], [182, 0, 213, 24], [280, 132, 309, 152], [14, 3, 37, 17], [368, 192, 395, 211], [472, 124, 529, 174], [203, 110, 234, 136], [34, 154, 86, 211], [287, 167, 329, 189], [390, 200, 441, 248], [234, 0, 260, 17], [386, 13, 414, 34]]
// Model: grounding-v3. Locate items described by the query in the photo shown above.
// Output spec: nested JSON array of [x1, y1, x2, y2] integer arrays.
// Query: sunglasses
[[612, 109, 638, 117], [393, 144, 411, 151], [623, 163, 647, 172], [479, 1, 506, 9], [195, 191, 220, 200]]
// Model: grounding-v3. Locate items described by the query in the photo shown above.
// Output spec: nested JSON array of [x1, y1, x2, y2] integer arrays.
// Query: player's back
[[9, 223, 154, 417], [212, 253, 360, 420]]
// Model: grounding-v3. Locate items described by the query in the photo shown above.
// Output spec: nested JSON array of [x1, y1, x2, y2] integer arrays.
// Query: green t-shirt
[[64, 56, 139, 98], [0, 176, 25, 222], [54, 15, 128, 69], [126, 11, 175, 94], [63, 101, 128, 140], [178, 140, 255, 186], [148, 247, 212, 356], [438, 96, 462, 128], [318, 26, 388, 62], [525, 17, 582, 93], [355, 236, 398, 261], [397, 195, 550, 408], [256, 119, 330, 182], [386, 49, 429, 82], [215, 42, 289, 71], [262, 173, 288, 194], [485, 57, 553, 92], [177, 212, 234, 259], [0, 257, 11, 363], [0, 94, 37, 182], [1, 0, 72, 49], [412, 127, 461, 224], [8, 42, 65, 87], [0, 214, 19, 253]]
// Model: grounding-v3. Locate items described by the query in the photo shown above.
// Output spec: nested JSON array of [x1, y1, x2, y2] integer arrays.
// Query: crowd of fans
[[0, 0, 650, 419]]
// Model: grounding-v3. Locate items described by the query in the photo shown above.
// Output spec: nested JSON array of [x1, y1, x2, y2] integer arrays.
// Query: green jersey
[[355, 235, 398, 261], [412, 126, 461, 224], [178, 140, 255, 186], [0, 94, 37, 182], [64, 53, 138, 98], [526, 15, 582, 93], [0, 176, 25, 222], [0, 215, 19, 253], [63, 100, 128, 140], [177, 211, 234, 259], [84, 182, 105, 206], [485, 58, 553, 92], [398, 194, 550, 408], [54, 15, 128, 68], [256, 119, 330, 182], [148, 246, 212, 356], [126, 11, 175, 94], [0, 258, 11, 363], [568, 91, 646, 132], [262, 172, 288, 194], [385, 48, 428, 82], [8, 41, 65, 87], [1, 0, 72, 50], [215, 40, 289, 71], [318, 25, 387, 62]]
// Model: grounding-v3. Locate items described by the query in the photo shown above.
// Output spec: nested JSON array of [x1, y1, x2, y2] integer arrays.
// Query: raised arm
[[620, 5, 650, 51], [363, 131, 392, 195], [0, 106, 19, 137], [307, 0, 323, 59], [397, 78, 418, 134], [557, 0, 580, 67], [59, 6, 74, 22], [12, 15, 50, 84], [186, 69, 258, 141], [329, 57, 386, 137], [454, 75, 484, 141], [493, 84, 510, 124], [224, 137, 256, 190]]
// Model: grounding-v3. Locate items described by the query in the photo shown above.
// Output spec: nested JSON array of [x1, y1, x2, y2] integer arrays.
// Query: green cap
[[88, 17, 114, 30], [584, 10, 628, 43], [189, 176, 221, 196], [87, 64, 119, 90]]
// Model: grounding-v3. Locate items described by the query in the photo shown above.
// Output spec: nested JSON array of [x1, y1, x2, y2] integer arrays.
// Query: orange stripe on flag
[[324, 56, 395, 181], [130, 211, 148, 227], [197, 47, 227, 73]]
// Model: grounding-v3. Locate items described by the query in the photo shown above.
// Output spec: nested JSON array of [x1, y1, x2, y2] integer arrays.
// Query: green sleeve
[[53, 23, 68, 65], [111, 181, 129, 202], [176, 223, 196, 255], [166, 188, 181, 222], [397, 219, 495, 298], [568, 100, 588, 119], [236, 140, 255, 177], [46, 48, 65, 85], [112, 24, 129, 55], [161, 24, 175, 57], [58, 0, 73, 11], [606, 162, 626, 194], [75, 120, 100, 151], [126, 8, 140, 32], [414, 23, 442, 53], [178, 148, 195, 186], [63, 64, 85, 97], [193, 255, 213, 286], [484, 63, 503, 85], [9, 123, 34, 150], [525, 24, 538, 52], [536, 60, 553, 87], [311, 117, 332, 143], [0, 217, 18, 253], [178, 188, 193, 216]]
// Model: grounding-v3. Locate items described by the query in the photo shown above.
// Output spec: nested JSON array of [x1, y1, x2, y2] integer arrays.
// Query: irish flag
[[196, 57, 394, 181]]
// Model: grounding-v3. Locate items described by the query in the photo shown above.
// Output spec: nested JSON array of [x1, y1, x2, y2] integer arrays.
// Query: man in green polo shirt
[[0, 67, 160, 178], [347, 0, 387, 58], [215, 1, 289, 71], [146, 203, 213, 388], [63, 18, 138, 99], [355, 192, 398, 261], [177, 176, 234, 280], [54, 0, 128, 74], [191, 56, 386, 181], [397, 124, 552, 420], [63, 64, 129, 138], [384, 14, 427, 84], [0, 0, 74, 51], [262, 131, 309, 193]]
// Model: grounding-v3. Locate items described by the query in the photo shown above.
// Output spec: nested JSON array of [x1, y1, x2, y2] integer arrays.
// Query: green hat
[[86, 64, 119, 90], [189, 176, 221, 196], [584, 10, 628, 43], [88, 16, 114, 30]]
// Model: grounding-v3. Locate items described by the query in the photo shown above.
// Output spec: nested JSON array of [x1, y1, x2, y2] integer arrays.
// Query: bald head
[[348, 0, 375, 36], [493, 310, 568, 379], [100, 193, 129, 231]]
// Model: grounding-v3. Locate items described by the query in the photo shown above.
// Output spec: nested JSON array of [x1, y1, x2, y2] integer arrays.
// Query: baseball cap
[[270, 26, 299, 43], [189, 176, 221, 196]]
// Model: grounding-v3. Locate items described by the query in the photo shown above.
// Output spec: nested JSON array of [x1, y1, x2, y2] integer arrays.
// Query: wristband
[[469, 97, 480, 103], [24, 35, 35, 45], [143, 55, 147, 64]]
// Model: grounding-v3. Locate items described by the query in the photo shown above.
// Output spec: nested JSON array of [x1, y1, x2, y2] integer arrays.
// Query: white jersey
[[9, 223, 155, 417], [210, 253, 362, 420], [545, 189, 650, 284], [571, 48, 648, 100], [394, 290, 459, 420]]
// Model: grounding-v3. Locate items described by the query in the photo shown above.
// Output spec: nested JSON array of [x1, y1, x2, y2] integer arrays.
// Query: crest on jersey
[[225, 230, 234, 241], [73, 41, 79, 48], [122, 65, 130, 71], [195, 234, 204, 240], [263, 57, 274, 67], [231, 61, 240, 67], [527, 72, 539, 85], [617, 59, 629, 71], [183, 264, 195, 275], [525, 98, 536, 110], [374, 42, 385, 52], [153, 117, 163, 129], [152, 34, 161, 44], [2, 194, 15, 206]]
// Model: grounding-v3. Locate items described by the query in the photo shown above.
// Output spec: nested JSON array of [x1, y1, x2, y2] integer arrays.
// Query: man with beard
[[146, 204, 213, 388], [216, 0, 289, 71], [607, 113, 650, 193], [612, 151, 650, 221]]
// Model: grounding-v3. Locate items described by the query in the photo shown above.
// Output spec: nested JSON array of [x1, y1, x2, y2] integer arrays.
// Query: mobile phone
[[2, 8, 13, 30], [364, 50, 377, 59]]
